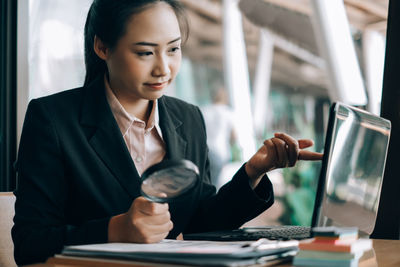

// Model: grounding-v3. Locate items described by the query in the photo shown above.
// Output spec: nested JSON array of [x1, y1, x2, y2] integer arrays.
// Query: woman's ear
[[94, 35, 109, 60]]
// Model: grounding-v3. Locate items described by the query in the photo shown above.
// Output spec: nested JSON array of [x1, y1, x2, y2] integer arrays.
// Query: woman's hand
[[245, 132, 323, 187], [108, 196, 173, 243]]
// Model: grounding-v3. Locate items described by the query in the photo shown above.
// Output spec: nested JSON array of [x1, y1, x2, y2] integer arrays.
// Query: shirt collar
[[104, 76, 163, 138]]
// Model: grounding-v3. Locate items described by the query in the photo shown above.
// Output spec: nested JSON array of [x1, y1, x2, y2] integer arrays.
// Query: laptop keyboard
[[184, 226, 312, 241]]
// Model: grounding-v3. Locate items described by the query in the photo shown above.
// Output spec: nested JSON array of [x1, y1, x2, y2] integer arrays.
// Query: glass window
[[28, 0, 92, 99]]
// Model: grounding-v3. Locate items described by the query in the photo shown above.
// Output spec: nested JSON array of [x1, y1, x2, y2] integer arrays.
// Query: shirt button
[[136, 156, 143, 163]]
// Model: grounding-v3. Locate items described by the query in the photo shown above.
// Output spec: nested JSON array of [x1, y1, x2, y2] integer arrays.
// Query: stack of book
[[293, 226, 372, 267]]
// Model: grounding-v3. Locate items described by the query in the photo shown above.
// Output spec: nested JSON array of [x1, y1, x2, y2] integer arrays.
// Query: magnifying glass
[[140, 159, 200, 203]]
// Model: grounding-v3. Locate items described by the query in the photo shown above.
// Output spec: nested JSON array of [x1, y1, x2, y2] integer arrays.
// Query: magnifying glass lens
[[140, 160, 199, 203]]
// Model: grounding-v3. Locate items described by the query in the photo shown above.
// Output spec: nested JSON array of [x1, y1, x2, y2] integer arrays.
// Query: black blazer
[[12, 76, 274, 265]]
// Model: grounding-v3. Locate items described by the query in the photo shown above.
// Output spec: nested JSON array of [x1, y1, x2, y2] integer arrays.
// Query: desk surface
[[26, 239, 400, 267]]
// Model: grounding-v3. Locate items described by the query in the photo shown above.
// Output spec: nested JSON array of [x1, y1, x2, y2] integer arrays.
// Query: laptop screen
[[312, 103, 391, 235]]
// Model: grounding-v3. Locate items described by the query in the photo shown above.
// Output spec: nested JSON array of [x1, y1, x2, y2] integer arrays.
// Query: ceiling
[[180, 0, 389, 95]]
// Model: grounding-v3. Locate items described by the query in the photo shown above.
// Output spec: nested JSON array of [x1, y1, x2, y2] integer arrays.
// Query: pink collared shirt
[[104, 77, 166, 176]]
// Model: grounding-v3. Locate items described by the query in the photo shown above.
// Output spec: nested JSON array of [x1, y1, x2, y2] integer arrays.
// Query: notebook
[[184, 102, 391, 241]]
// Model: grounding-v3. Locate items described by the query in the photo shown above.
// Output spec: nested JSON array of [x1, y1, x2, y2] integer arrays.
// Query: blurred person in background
[[12, 0, 323, 265], [202, 87, 238, 187]]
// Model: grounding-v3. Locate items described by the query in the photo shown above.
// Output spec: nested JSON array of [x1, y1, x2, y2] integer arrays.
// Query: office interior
[[1, 0, 399, 255]]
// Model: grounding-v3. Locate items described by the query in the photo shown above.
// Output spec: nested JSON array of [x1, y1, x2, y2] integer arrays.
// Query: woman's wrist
[[245, 161, 260, 180], [245, 162, 264, 189]]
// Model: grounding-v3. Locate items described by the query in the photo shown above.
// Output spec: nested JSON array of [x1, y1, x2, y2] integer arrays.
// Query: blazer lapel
[[80, 77, 141, 198], [158, 97, 187, 160]]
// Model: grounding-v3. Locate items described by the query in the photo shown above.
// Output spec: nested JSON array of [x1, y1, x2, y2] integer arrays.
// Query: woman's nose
[[152, 55, 171, 77]]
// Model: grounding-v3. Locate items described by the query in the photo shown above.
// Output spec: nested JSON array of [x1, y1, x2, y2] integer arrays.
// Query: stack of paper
[[61, 239, 299, 266], [293, 227, 372, 267]]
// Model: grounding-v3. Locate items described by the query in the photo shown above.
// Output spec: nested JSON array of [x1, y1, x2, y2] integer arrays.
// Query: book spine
[[299, 240, 371, 253], [299, 243, 353, 252]]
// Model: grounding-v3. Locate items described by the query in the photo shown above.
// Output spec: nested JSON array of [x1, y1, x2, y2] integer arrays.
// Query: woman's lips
[[144, 81, 168, 90]]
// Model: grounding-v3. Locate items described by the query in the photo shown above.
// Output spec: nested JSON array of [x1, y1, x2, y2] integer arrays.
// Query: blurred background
[[14, 0, 389, 227]]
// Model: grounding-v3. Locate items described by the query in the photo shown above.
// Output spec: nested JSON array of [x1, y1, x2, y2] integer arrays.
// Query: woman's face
[[105, 2, 182, 102]]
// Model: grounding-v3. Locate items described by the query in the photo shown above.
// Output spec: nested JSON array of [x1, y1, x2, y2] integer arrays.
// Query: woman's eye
[[169, 47, 180, 53], [136, 51, 153, 56]]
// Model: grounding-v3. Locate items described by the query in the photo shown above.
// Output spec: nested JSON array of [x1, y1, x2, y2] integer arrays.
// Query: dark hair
[[83, 0, 189, 86]]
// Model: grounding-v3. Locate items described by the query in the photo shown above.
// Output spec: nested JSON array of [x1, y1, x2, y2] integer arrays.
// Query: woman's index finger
[[298, 150, 324, 161]]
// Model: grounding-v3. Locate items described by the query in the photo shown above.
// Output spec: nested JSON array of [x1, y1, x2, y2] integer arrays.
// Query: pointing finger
[[298, 150, 324, 161]]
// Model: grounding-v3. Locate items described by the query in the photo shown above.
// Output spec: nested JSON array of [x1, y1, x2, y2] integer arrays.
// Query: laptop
[[184, 102, 391, 241]]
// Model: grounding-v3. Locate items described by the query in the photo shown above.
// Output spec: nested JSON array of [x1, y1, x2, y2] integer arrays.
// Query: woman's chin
[[146, 91, 165, 100]]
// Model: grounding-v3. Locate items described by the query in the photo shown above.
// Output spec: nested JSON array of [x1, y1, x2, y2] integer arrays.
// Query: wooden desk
[[26, 239, 400, 267]]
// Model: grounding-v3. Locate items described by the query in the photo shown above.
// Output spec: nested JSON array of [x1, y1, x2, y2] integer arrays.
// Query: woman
[[12, 0, 322, 265]]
